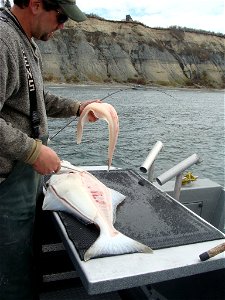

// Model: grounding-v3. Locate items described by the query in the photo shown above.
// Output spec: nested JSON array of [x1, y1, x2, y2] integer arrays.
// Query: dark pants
[[0, 161, 41, 300]]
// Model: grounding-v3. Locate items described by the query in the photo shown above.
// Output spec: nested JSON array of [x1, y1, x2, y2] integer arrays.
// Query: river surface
[[45, 84, 224, 187]]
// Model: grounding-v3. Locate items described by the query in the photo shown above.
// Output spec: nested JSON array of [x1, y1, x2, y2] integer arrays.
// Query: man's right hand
[[32, 145, 61, 175]]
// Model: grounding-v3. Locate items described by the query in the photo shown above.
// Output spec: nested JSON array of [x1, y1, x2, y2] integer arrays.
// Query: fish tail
[[84, 231, 153, 261]]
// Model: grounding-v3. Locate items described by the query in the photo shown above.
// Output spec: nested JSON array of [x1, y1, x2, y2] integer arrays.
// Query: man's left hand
[[79, 99, 101, 122]]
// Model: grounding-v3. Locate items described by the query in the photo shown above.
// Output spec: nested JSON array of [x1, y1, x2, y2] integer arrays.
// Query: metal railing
[[140, 141, 163, 182], [156, 153, 202, 200]]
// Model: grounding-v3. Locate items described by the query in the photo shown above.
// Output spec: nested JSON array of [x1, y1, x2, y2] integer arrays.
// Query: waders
[[0, 160, 41, 300], [0, 134, 48, 300]]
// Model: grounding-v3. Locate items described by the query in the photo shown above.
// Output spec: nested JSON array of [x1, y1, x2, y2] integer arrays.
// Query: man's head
[[14, 0, 87, 22], [11, 0, 87, 41]]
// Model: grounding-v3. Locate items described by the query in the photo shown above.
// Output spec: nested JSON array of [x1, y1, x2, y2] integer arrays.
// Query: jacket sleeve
[[34, 39, 81, 119], [44, 90, 80, 118]]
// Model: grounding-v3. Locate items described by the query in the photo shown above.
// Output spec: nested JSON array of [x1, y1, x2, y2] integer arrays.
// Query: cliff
[[37, 17, 225, 88]]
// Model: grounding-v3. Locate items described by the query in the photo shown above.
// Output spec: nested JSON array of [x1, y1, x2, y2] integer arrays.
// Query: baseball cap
[[56, 0, 87, 22]]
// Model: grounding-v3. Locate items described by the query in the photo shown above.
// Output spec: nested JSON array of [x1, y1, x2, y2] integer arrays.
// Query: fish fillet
[[43, 161, 153, 261], [76, 103, 119, 170]]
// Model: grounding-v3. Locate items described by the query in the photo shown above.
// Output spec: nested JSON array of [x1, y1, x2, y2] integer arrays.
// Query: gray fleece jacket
[[0, 10, 80, 181]]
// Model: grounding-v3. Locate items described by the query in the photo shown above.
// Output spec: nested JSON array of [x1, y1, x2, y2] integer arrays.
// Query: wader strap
[[1, 10, 40, 139], [21, 49, 40, 139]]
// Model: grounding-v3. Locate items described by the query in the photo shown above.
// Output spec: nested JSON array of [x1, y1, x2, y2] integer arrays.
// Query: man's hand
[[32, 145, 61, 175], [79, 100, 101, 122]]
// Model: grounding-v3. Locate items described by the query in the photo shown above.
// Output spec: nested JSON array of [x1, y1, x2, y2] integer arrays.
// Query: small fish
[[43, 161, 153, 261], [76, 102, 119, 170]]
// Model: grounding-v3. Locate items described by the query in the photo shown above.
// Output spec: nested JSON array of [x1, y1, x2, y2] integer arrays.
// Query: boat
[[38, 142, 225, 300]]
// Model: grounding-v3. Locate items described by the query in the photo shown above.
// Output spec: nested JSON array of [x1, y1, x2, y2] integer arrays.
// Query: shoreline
[[44, 81, 225, 93]]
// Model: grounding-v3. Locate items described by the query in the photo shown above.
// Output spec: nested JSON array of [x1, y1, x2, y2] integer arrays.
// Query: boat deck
[[43, 169, 225, 295]]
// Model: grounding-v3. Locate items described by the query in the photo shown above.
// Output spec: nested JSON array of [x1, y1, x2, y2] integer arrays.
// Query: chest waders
[[0, 161, 40, 300], [0, 137, 48, 300]]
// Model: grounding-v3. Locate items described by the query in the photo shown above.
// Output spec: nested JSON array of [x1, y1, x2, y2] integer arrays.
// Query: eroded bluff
[[37, 18, 225, 88]]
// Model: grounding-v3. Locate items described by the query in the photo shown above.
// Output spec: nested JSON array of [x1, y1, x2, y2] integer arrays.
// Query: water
[[46, 84, 224, 187]]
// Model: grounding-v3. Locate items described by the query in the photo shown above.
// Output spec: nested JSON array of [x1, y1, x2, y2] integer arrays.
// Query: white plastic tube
[[156, 153, 200, 186], [140, 141, 163, 173]]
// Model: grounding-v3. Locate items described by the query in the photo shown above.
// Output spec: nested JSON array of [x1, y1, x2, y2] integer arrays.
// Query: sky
[[77, 0, 225, 34]]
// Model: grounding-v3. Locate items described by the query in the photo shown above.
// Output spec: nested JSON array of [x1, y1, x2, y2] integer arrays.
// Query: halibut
[[43, 161, 153, 261]]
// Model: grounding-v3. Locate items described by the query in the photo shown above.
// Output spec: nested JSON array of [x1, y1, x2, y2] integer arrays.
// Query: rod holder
[[156, 154, 201, 186], [140, 141, 163, 182], [156, 153, 201, 201]]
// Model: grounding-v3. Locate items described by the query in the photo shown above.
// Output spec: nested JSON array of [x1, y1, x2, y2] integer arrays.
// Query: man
[[0, 1, 98, 299]]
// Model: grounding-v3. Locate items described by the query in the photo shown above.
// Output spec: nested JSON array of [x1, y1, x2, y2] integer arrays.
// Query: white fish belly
[[43, 163, 153, 261]]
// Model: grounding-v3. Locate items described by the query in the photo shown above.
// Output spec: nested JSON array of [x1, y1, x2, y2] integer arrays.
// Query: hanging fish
[[76, 102, 119, 170]]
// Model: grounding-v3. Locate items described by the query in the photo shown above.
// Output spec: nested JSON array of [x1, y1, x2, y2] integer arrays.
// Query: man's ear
[[29, 0, 42, 14]]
